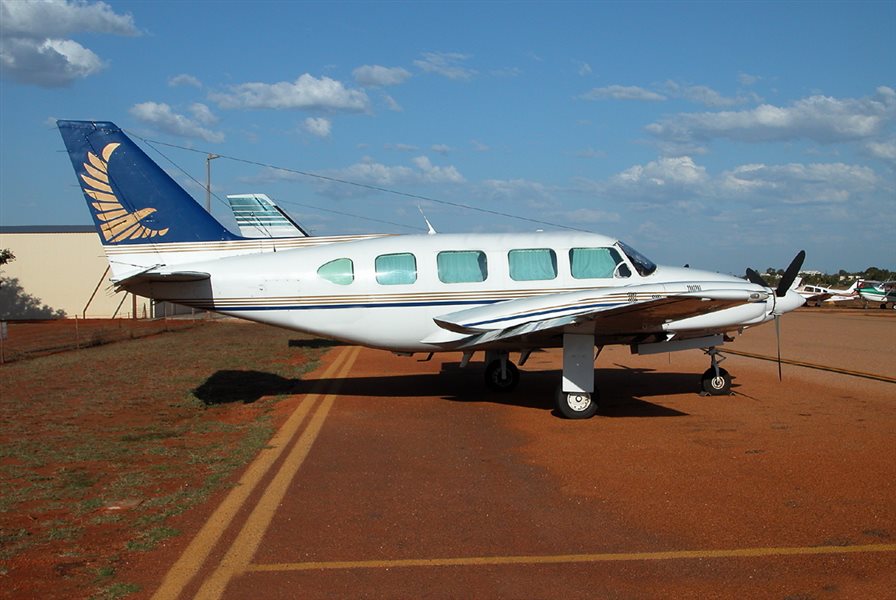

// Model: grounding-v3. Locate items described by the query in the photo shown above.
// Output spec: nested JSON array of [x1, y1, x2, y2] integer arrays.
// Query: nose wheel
[[701, 347, 732, 395]]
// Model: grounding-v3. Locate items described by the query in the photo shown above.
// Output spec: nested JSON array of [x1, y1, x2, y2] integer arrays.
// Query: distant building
[[0, 226, 152, 319]]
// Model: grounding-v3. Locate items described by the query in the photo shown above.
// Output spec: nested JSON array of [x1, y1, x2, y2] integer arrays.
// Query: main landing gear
[[483, 352, 520, 392], [478, 338, 734, 419], [701, 347, 732, 395], [481, 341, 600, 419]]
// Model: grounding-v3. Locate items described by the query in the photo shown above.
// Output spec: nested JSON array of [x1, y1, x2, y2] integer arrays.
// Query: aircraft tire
[[555, 388, 599, 419], [484, 360, 520, 393], [701, 368, 732, 395]]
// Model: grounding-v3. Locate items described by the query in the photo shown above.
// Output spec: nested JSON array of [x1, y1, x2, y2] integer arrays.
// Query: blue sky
[[1, 0, 894, 274]]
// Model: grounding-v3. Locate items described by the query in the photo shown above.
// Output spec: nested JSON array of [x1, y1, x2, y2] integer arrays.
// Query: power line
[[127, 130, 592, 233]]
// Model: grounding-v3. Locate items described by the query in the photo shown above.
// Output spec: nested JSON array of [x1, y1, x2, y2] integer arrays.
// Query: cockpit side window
[[317, 258, 354, 285], [569, 247, 629, 279], [617, 241, 657, 276]]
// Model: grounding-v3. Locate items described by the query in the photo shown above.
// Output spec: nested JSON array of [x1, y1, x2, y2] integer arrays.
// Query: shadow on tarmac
[[192, 361, 723, 418]]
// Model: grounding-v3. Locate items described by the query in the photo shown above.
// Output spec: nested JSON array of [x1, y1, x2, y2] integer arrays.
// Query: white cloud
[[431, 144, 451, 155], [352, 64, 411, 87], [615, 156, 709, 187], [296, 155, 465, 198], [578, 85, 666, 102], [738, 72, 761, 86], [560, 208, 620, 223], [303, 117, 331, 138], [647, 88, 896, 144], [189, 103, 217, 125], [385, 143, 419, 152], [720, 162, 878, 204], [866, 139, 896, 162], [411, 156, 464, 183], [169, 73, 202, 88], [129, 102, 225, 143], [481, 179, 555, 207], [0, 0, 137, 87], [600, 154, 881, 211], [382, 93, 403, 112], [1, 0, 137, 37], [576, 61, 592, 76], [413, 52, 476, 80], [663, 81, 757, 107], [210, 73, 370, 112]]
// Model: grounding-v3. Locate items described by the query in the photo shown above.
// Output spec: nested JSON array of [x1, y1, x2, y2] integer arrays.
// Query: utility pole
[[206, 153, 220, 213]]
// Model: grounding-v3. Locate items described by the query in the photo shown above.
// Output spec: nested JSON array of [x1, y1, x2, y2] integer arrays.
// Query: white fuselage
[[120, 231, 792, 352]]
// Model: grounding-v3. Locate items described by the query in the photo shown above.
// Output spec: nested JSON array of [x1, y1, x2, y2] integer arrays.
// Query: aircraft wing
[[427, 285, 766, 348], [802, 292, 832, 303]]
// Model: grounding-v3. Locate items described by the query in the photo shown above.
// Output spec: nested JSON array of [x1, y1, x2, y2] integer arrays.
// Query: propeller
[[744, 250, 806, 297], [744, 250, 806, 381], [776, 250, 805, 297], [745, 268, 768, 287]]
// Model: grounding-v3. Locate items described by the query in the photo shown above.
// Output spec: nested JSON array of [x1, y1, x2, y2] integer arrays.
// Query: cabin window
[[508, 248, 557, 281], [317, 258, 354, 285], [437, 250, 488, 283], [569, 247, 628, 279], [375, 253, 417, 285]]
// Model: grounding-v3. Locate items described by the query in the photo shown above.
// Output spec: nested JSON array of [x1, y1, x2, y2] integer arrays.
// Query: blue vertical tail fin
[[57, 120, 239, 245]]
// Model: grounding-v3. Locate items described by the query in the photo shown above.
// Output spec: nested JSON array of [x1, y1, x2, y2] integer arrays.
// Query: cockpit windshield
[[617, 241, 657, 276]]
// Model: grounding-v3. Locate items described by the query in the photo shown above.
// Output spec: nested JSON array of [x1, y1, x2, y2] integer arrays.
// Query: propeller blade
[[776, 250, 806, 297], [745, 268, 769, 287], [775, 315, 783, 381]]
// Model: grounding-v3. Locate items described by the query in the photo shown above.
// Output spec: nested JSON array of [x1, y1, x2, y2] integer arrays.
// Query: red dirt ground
[[2, 309, 894, 599]]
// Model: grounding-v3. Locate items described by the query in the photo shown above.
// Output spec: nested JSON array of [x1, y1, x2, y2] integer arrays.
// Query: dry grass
[[0, 320, 331, 599]]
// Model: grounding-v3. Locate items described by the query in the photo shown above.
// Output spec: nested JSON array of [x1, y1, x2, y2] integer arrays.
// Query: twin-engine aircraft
[[57, 120, 806, 419]]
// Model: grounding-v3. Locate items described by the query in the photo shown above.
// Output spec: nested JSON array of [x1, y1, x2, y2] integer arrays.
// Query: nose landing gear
[[701, 347, 732, 395]]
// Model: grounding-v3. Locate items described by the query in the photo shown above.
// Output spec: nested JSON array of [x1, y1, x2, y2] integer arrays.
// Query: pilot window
[[569, 247, 629, 279], [437, 250, 488, 283], [508, 248, 558, 281], [375, 253, 417, 285], [317, 258, 354, 285]]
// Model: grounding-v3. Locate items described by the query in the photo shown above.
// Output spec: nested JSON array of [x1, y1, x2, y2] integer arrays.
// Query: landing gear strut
[[701, 347, 732, 395], [554, 333, 599, 419]]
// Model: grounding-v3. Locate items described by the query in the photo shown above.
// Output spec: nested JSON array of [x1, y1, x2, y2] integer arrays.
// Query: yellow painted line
[[725, 349, 896, 384], [194, 346, 361, 600], [150, 346, 359, 600], [248, 543, 896, 572]]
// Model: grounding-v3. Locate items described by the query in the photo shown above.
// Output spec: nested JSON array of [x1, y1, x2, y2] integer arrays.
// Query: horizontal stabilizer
[[226, 194, 309, 238], [117, 270, 210, 287]]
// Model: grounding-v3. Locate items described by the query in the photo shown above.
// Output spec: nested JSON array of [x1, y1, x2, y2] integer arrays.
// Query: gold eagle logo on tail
[[81, 143, 169, 243]]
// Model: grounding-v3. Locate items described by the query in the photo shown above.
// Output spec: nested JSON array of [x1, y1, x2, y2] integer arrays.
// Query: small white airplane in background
[[793, 279, 859, 306], [226, 193, 310, 238], [857, 280, 896, 309], [57, 120, 806, 419]]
